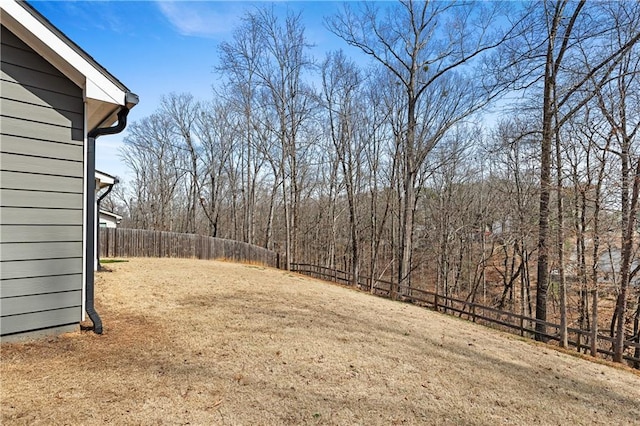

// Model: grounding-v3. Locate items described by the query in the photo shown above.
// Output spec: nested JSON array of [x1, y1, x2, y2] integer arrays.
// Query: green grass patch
[[100, 259, 129, 264]]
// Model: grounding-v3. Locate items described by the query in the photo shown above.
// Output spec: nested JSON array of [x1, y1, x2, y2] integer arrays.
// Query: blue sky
[[29, 1, 361, 182]]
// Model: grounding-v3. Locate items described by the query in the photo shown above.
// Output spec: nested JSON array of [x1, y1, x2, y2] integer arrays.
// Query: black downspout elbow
[[86, 103, 134, 334], [96, 179, 118, 271]]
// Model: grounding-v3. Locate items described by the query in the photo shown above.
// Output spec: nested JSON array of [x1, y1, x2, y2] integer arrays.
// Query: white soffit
[[95, 170, 117, 188], [1, 1, 128, 108]]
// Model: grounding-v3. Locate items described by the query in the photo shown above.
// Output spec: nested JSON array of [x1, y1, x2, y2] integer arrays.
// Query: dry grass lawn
[[2, 258, 639, 425]]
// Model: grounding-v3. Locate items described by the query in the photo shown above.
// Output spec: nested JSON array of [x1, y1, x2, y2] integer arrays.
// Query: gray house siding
[[1, 25, 85, 336]]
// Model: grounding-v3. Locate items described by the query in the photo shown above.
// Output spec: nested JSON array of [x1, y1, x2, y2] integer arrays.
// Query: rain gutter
[[85, 92, 138, 334]]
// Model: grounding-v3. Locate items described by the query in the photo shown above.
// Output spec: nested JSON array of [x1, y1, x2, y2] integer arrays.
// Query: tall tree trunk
[[398, 171, 416, 298], [633, 297, 640, 368], [536, 0, 584, 341], [555, 121, 568, 348], [535, 37, 556, 341], [614, 142, 640, 362]]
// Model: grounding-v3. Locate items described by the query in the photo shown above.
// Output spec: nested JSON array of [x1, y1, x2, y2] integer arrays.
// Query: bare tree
[[503, 0, 640, 342], [590, 6, 640, 361], [327, 0, 518, 297], [160, 93, 200, 233], [217, 17, 265, 244], [360, 68, 396, 290], [120, 114, 187, 231], [485, 118, 539, 323], [251, 6, 314, 268], [195, 100, 238, 237], [321, 50, 365, 286]]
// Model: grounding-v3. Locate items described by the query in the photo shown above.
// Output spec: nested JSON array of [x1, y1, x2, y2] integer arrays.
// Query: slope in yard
[[1, 258, 639, 425]]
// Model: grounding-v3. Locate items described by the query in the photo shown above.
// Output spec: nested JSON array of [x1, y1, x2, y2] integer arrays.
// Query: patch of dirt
[[2, 258, 639, 425]]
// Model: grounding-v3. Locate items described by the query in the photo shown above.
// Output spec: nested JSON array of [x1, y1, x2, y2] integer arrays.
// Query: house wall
[[1, 25, 85, 336], [99, 214, 119, 229]]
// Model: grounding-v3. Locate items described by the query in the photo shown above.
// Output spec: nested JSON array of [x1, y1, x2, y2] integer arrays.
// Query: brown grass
[[2, 258, 639, 425]]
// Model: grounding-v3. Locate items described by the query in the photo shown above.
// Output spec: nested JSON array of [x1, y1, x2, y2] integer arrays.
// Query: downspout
[[85, 92, 138, 334], [96, 178, 118, 271]]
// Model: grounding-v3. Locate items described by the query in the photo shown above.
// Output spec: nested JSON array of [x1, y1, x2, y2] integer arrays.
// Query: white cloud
[[156, 1, 242, 38]]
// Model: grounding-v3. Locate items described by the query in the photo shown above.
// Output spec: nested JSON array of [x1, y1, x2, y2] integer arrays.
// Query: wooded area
[[102, 1, 640, 365]]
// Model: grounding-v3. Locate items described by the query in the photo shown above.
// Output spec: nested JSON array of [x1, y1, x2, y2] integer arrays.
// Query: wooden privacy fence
[[99, 228, 280, 268], [291, 263, 640, 367]]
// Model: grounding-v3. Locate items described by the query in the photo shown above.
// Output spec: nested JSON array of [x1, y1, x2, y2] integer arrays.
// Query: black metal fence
[[290, 263, 640, 367]]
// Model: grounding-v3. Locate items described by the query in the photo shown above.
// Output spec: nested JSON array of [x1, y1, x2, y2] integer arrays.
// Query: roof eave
[[95, 170, 117, 189], [1, 1, 136, 130]]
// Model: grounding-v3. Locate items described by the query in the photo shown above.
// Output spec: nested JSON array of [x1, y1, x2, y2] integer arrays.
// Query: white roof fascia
[[99, 210, 123, 221], [1, 1, 127, 107], [95, 170, 117, 188]]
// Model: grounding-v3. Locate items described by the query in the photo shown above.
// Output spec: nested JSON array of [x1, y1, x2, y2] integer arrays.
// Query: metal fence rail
[[290, 263, 640, 367]]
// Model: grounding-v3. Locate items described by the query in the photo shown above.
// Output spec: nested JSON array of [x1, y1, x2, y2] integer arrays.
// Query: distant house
[[94, 169, 119, 270], [598, 249, 640, 288], [1, 1, 138, 339], [96, 169, 117, 199], [99, 210, 122, 229]]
